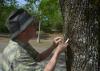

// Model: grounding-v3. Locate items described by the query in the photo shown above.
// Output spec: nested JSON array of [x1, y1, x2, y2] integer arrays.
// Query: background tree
[[0, 0, 63, 33], [39, 0, 63, 33], [0, 0, 16, 33], [59, 0, 99, 71]]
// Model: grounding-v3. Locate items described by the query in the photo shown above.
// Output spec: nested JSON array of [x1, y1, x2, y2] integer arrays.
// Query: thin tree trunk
[[37, 21, 41, 43], [59, 0, 99, 71]]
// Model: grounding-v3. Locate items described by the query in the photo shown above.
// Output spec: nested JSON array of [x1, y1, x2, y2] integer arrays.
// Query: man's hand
[[44, 38, 69, 71], [55, 38, 69, 54], [52, 37, 64, 48]]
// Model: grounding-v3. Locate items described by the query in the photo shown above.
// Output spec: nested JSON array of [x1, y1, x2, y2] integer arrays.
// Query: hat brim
[[11, 17, 34, 40]]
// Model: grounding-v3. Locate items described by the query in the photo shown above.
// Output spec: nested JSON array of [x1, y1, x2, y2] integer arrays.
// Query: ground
[[0, 33, 66, 71]]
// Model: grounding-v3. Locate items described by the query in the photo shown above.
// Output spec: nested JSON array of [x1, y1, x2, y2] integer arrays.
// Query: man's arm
[[36, 37, 63, 62], [44, 39, 69, 71], [44, 49, 60, 71], [36, 44, 54, 62]]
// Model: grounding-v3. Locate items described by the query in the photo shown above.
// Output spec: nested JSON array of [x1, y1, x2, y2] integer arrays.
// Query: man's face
[[26, 23, 37, 39]]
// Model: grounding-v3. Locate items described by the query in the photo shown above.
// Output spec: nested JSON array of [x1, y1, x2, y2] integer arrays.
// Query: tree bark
[[59, 0, 99, 71]]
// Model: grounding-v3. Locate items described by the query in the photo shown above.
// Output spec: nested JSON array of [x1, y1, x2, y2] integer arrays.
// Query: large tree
[[59, 0, 99, 71]]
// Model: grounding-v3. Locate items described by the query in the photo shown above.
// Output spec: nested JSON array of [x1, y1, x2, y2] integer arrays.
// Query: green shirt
[[2, 40, 42, 71]]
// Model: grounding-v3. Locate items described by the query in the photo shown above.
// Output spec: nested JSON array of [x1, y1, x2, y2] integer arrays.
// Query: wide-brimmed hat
[[6, 8, 38, 40]]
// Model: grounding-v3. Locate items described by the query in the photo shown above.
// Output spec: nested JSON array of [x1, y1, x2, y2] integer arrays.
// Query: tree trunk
[[59, 0, 99, 71]]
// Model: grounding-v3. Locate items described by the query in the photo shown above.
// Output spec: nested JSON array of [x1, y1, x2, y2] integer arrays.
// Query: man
[[2, 9, 69, 71]]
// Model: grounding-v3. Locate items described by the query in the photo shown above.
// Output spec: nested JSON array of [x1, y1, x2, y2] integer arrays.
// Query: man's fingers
[[54, 37, 63, 41], [64, 38, 69, 47], [56, 38, 64, 43]]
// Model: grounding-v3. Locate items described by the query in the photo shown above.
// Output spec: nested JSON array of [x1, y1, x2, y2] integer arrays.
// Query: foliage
[[0, 0, 16, 33], [0, 0, 63, 33], [39, 0, 63, 32]]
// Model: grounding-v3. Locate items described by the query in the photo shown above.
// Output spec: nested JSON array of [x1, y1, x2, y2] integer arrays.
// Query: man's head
[[17, 23, 37, 42], [6, 8, 38, 41]]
